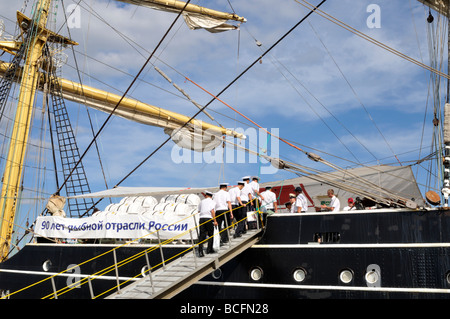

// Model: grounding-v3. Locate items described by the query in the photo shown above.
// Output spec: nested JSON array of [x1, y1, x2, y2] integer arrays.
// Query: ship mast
[[0, 0, 246, 260], [0, 0, 57, 261], [444, 1, 450, 207], [418, 0, 450, 206]]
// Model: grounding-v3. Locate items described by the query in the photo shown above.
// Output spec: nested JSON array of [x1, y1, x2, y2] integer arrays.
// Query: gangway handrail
[[94, 205, 264, 299], [2, 203, 209, 299], [104, 211, 265, 299], [46, 209, 228, 299], [2, 198, 265, 299]]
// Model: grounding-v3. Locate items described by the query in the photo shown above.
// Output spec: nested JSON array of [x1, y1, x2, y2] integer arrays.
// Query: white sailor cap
[[242, 176, 251, 180], [265, 185, 272, 189], [237, 181, 246, 185], [219, 182, 229, 188], [252, 176, 260, 181], [205, 190, 214, 196]]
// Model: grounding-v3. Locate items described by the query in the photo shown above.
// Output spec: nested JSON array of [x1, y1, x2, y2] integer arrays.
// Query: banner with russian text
[[34, 214, 199, 240]]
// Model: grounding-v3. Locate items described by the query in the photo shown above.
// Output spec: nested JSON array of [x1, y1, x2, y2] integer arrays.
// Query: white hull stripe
[[253, 243, 450, 249], [195, 281, 450, 294], [1, 270, 448, 295]]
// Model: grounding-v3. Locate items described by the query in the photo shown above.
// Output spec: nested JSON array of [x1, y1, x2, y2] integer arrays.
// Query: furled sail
[[115, 0, 246, 32], [164, 127, 222, 152]]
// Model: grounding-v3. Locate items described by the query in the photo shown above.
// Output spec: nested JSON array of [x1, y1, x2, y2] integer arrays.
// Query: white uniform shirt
[[198, 197, 215, 219], [214, 189, 231, 211], [228, 187, 240, 205], [330, 195, 340, 212], [240, 183, 252, 202], [249, 180, 259, 198], [260, 190, 276, 210], [295, 193, 308, 212]]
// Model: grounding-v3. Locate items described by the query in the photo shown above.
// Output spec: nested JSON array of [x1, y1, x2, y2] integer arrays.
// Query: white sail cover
[[68, 186, 214, 199]]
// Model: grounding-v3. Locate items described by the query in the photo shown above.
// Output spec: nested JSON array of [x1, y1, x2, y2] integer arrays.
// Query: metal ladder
[[0, 41, 26, 121], [48, 70, 94, 217], [106, 228, 263, 299]]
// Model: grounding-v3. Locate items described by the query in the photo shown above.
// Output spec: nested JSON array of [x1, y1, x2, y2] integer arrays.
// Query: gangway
[[106, 228, 262, 299]]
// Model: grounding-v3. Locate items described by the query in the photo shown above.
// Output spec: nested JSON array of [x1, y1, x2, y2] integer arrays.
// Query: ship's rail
[[1, 199, 265, 299]]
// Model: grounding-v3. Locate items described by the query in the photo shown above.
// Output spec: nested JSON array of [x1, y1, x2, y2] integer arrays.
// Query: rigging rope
[[78, 0, 328, 216], [60, 0, 111, 199], [307, 21, 401, 165], [55, 0, 194, 197], [295, 0, 450, 81]]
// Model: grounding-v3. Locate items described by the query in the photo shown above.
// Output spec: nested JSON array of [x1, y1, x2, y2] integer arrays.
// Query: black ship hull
[[1, 209, 450, 299]]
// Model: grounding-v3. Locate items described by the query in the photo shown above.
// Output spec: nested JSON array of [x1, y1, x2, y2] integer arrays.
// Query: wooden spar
[[0, 0, 53, 262], [417, 0, 450, 17], [115, 0, 246, 22], [57, 77, 245, 139], [0, 60, 245, 139]]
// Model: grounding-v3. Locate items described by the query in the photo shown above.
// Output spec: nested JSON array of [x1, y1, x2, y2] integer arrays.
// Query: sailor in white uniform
[[198, 191, 217, 256], [229, 181, 244, 229], [260, 186, 278, 214], [235, 178, 252, 237], [241, 176, 253, 207], [249, 176, 263, 209], [229, 182, 243, 208], [260, 185, 278, 220], [294, 186, 308, 213], [214, 183, 232, 243]]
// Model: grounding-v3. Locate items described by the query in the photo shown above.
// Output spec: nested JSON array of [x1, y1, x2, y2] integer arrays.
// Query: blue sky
[[0, 0, 446, 209]]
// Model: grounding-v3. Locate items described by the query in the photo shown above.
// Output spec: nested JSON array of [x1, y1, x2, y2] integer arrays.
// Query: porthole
[[446, 271, 450, 285], [293, 268, 307, 283], [365, 270, 379, 285], [339, 269, 353, 284], [249, 267, 263, 281], [212, 268, 222, 280], [42, 259, 52, 272], [141, 265, 149, 277]]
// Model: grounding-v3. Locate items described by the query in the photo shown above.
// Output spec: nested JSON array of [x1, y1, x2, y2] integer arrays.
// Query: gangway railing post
[[193, 214, 200, 240], [255, 210, 260, 230], [157, 230, 166, 269], [88, 277, 95, 299], [144, 250, 155, 294], [189, 230, 197, 267], [113, 249, 121, 294], [51, 277, 58, 299], [224, 211, 231, 247]]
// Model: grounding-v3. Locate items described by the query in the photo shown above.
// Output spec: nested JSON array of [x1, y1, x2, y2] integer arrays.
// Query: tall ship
[[0, 0, 449, 299]]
